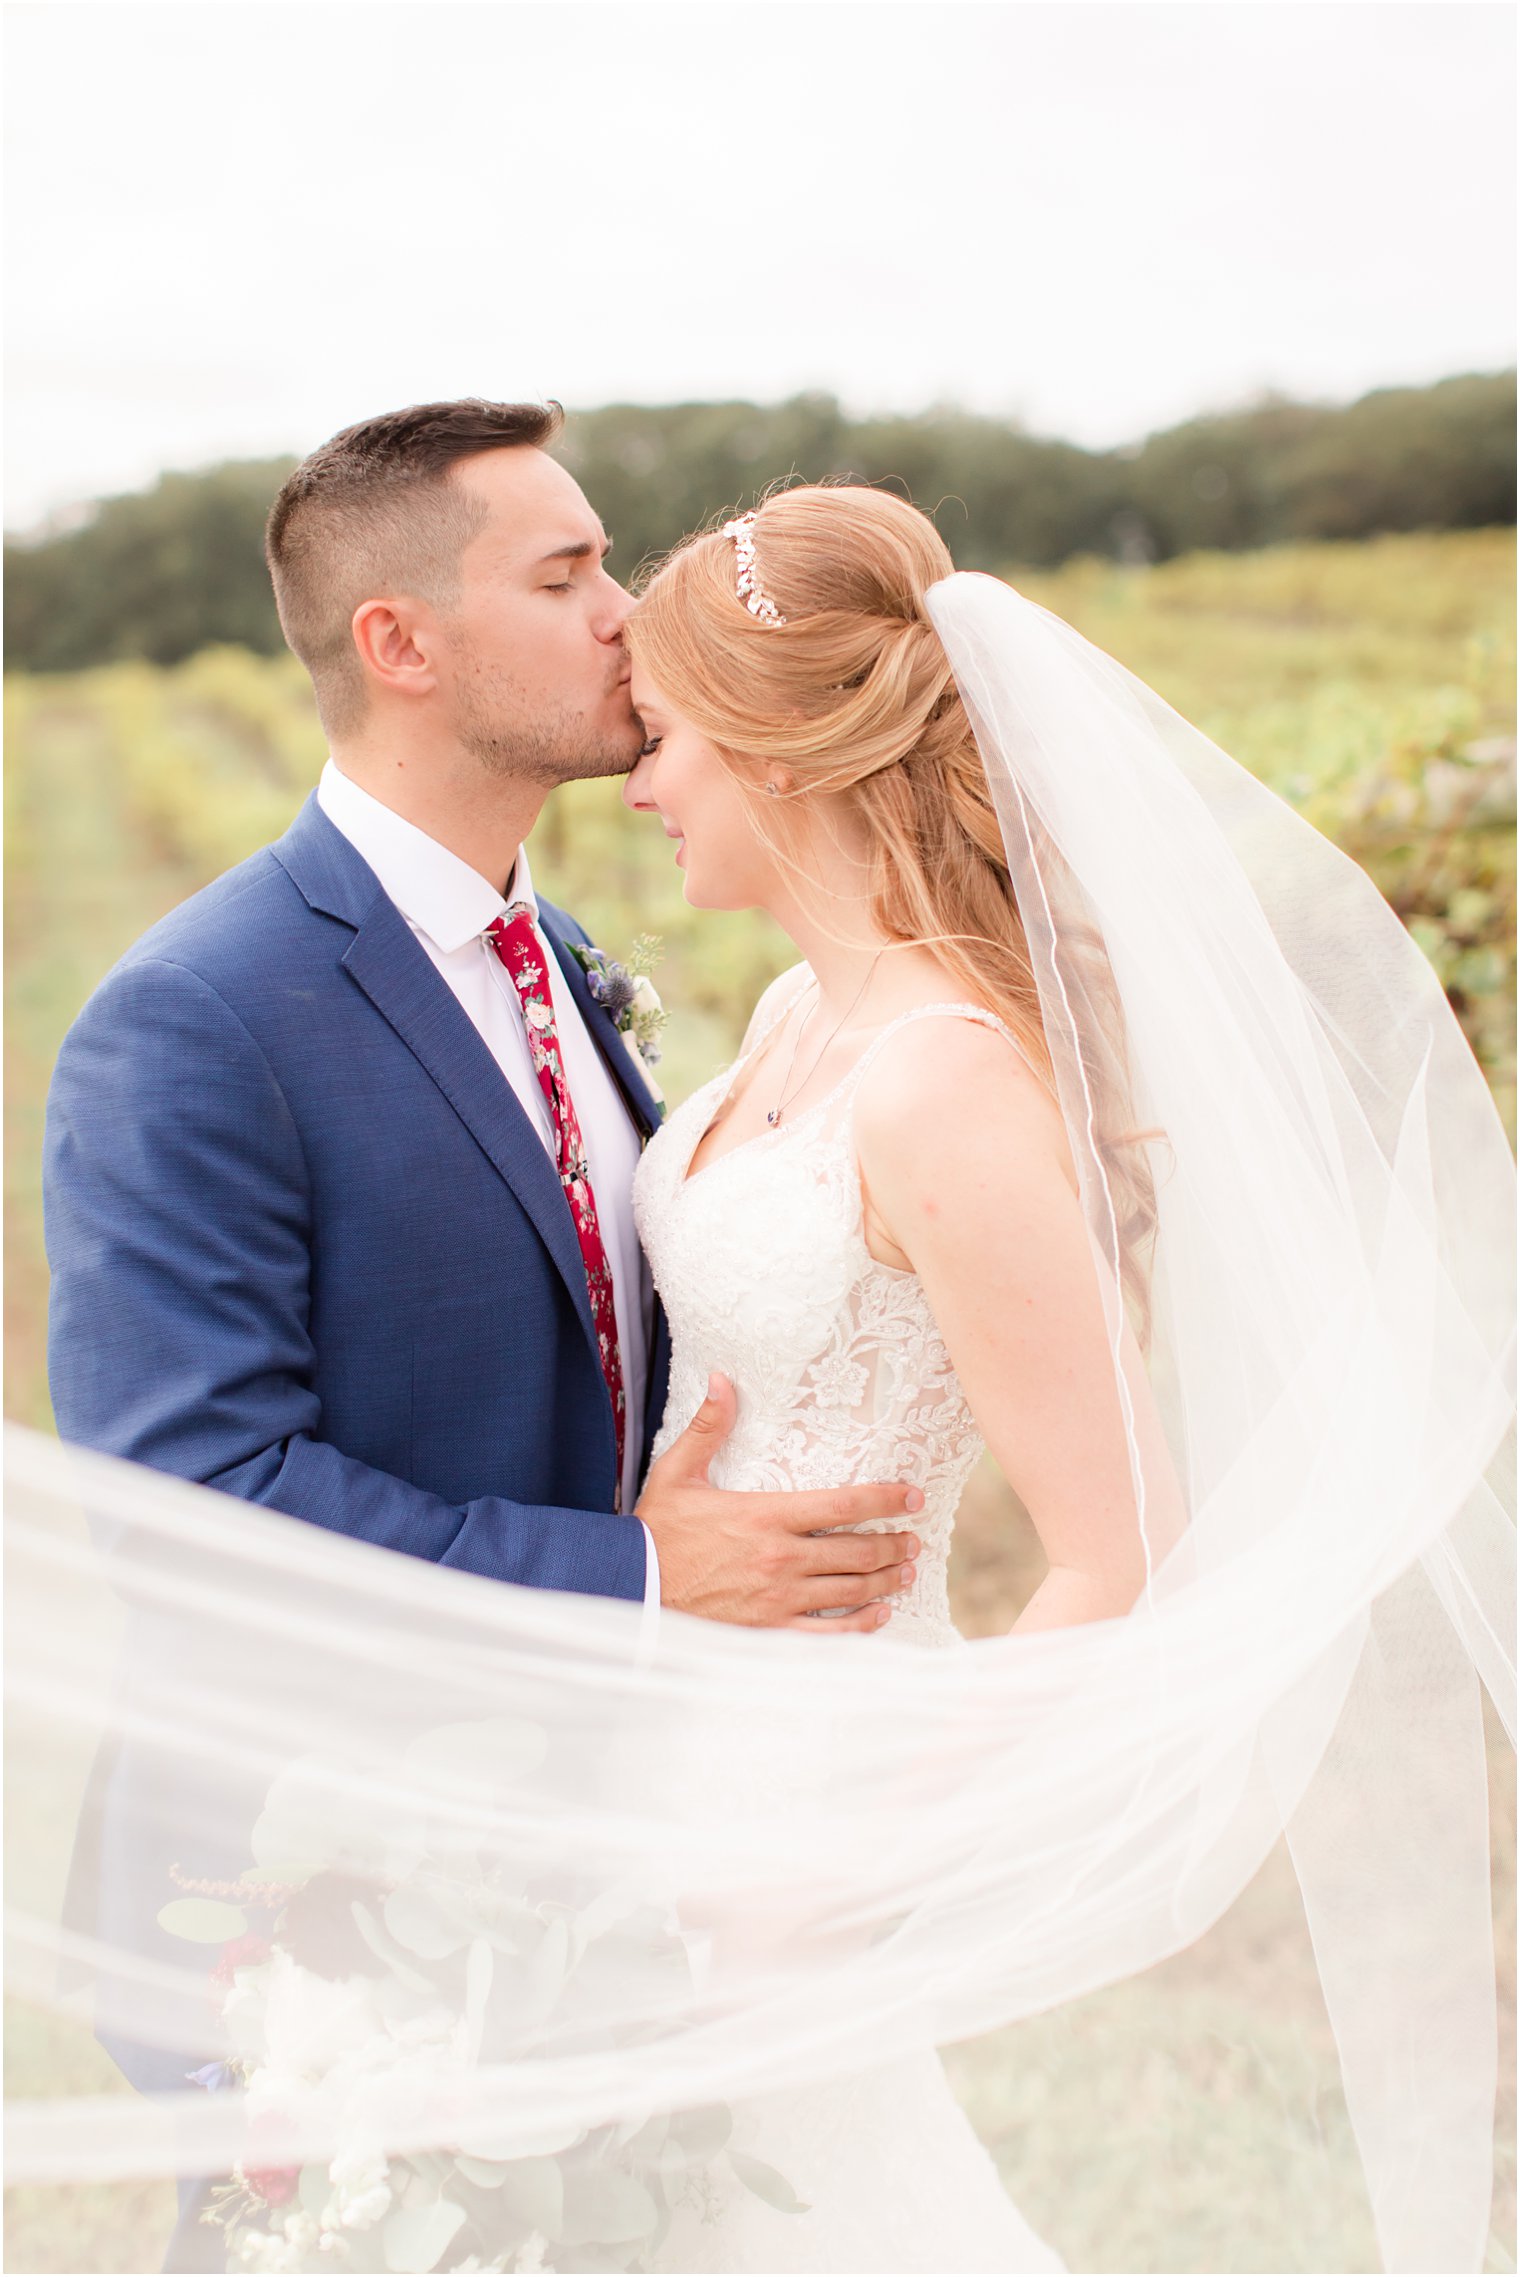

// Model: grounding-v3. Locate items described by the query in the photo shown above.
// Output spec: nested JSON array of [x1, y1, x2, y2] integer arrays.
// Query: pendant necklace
[[766, 950, 885, 1127]]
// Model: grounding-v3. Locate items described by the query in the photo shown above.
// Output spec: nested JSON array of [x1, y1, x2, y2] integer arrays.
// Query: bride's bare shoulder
[[738, 961, 814, 1056], [854, 1010, 1076, 1200]]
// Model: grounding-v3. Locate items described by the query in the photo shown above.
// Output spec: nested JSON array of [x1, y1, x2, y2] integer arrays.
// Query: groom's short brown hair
[[266, 398, 562, 735]]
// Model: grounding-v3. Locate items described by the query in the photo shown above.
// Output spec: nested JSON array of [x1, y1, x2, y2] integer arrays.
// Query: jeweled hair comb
[[721, 511, 787, 626]]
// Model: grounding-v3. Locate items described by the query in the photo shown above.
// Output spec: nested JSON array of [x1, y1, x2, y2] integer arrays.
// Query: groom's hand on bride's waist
[[635, 1373, 922, 1631]]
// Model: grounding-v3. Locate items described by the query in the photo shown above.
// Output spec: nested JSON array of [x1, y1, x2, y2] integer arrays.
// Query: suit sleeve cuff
[[637, 1520, 661, 1662]]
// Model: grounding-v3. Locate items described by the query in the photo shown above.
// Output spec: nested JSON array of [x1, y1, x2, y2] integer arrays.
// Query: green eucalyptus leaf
[[560, 2167, 658, 2247], [403, 2152, 450, 2198], [298, 2162, 331, 2218], [395, 2165, 439, 2212], [452, 2154, 511, 2190], [156, 1897, 248, 1943], [614, 2110, 668, 2160], [383, 1881, 468, 1961], [729, 2148, 810, 2215], [350, 1900, 438, 1994], [573, 1883, 642, 1954], [239, 1860, 319, 1890], [495, 2153, 563, 2237], [380, 2195, 466, 2274], [672, 2103, 731, 2162], [656, 2135, 689, 2196]]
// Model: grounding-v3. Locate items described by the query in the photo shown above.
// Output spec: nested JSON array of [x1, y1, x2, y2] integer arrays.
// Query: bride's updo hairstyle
[[628, 483, 1159, 1336]]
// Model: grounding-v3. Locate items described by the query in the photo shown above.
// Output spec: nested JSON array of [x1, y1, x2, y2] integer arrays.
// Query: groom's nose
[[594, 571, 636, 641]]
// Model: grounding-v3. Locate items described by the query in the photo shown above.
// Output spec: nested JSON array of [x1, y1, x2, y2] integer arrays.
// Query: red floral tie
[[486, 905, 626, 1503]]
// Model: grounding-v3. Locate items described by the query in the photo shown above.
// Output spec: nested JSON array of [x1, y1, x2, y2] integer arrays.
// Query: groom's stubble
[[452, 640, 644, 791]]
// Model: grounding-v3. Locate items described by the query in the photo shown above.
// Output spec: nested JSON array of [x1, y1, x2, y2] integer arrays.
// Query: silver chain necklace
[[766, 951, 885, 1127]]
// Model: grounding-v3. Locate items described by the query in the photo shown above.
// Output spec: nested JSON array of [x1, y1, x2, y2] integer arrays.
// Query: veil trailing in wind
[[6, 574, 1514, 2275]]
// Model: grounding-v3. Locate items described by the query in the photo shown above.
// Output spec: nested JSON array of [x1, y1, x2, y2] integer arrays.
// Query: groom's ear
[[350, 598, 441, 703]]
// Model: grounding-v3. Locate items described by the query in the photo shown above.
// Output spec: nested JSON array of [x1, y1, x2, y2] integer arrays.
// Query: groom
[[44, 399, 923, 2272], [45, 398, 923, 1630]]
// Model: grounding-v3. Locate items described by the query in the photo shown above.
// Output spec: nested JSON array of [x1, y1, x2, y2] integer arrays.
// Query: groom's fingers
[[775, 1482, 926, 1534], [793, 1570, 912, 1612], [787, 1604, 896, 1635], [802, 1531, 920, 1576], [636, 1390, 929, 1625]]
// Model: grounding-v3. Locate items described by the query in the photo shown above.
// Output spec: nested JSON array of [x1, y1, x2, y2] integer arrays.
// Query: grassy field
[[4, 530, 1515, 2273]]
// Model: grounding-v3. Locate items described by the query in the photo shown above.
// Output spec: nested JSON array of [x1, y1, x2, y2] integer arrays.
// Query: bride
[[619, 488, 1143, 2265], [627, 485, 1181, 1652]]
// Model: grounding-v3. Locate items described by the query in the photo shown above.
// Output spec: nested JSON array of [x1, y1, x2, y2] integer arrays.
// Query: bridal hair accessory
[[6, 575, 1510, 2277], [721, 510, 787, 625]]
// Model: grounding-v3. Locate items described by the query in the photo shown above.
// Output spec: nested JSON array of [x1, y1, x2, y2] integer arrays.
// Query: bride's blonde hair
[[627, 482, 1159, 1336]]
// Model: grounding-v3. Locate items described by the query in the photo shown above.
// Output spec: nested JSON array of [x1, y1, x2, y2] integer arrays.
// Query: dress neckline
[[677, 998, 1020, 1193]]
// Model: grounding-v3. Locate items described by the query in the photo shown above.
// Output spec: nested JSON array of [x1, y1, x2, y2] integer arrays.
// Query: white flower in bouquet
[[252, 1950, 384, 2077], [327, 2148, 393, 2229]]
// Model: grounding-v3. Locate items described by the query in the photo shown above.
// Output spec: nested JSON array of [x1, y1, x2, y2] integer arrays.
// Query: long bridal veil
[[7, 574, 1514, 2275]]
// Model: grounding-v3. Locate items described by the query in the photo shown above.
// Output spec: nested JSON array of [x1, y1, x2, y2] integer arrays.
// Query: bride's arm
[[854, 1020, 1186, 1633]]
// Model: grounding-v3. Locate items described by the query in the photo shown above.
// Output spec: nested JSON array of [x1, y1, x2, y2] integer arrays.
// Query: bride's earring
[[764, 782, 781, 797]]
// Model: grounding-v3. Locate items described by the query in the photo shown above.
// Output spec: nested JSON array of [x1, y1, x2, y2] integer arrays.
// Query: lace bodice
[[633, 991, 1029, 1650]]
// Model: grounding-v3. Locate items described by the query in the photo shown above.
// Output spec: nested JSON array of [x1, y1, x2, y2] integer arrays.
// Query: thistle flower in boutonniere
[[570, 934, 668, 1106]]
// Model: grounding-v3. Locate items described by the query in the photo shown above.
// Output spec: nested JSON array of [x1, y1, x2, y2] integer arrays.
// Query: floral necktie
[[485, 905, 626, 1504]]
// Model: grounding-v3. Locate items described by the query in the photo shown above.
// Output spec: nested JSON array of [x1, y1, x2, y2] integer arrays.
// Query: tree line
[[5, 371, 1514, 674]]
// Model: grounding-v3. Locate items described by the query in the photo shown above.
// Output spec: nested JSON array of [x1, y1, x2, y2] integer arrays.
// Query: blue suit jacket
[[44, 792, 670, 1598]]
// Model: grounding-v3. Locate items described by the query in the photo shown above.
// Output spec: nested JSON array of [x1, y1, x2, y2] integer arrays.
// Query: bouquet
[[161, 1717, 803, 2273]]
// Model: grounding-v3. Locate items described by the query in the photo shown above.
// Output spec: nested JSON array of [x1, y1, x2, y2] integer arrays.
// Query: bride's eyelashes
[[638, 735, 663, 759]]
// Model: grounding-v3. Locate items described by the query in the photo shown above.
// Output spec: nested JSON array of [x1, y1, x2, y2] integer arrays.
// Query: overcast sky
[[5, 0, 1514, 531]]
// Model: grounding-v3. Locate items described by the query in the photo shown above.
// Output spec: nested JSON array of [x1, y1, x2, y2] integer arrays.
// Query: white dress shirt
[[317, 761, 659, 1605]]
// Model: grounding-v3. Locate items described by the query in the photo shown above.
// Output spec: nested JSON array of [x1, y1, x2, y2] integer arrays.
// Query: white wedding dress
[[631, 986, 1065, 2275]]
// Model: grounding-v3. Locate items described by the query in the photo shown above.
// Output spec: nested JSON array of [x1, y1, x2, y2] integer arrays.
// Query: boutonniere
[[569, 934, 668, 1110]]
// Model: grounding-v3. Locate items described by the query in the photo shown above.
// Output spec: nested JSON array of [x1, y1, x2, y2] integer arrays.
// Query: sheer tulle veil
[[6, 572, 1514, 2272]]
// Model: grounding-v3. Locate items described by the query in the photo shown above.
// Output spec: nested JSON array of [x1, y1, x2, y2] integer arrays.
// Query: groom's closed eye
[[538, 535, 613, 594]]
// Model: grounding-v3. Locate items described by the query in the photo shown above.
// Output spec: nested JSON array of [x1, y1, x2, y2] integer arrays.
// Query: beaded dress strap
[[834, 1002, 1039, 1104], [738, 967, 816, 1064]]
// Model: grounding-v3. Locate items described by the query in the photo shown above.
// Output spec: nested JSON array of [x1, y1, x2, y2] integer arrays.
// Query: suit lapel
[[273, 798, 655, 1402], [341, 896, 596, 1334], [539, 906, 666, 1143]]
